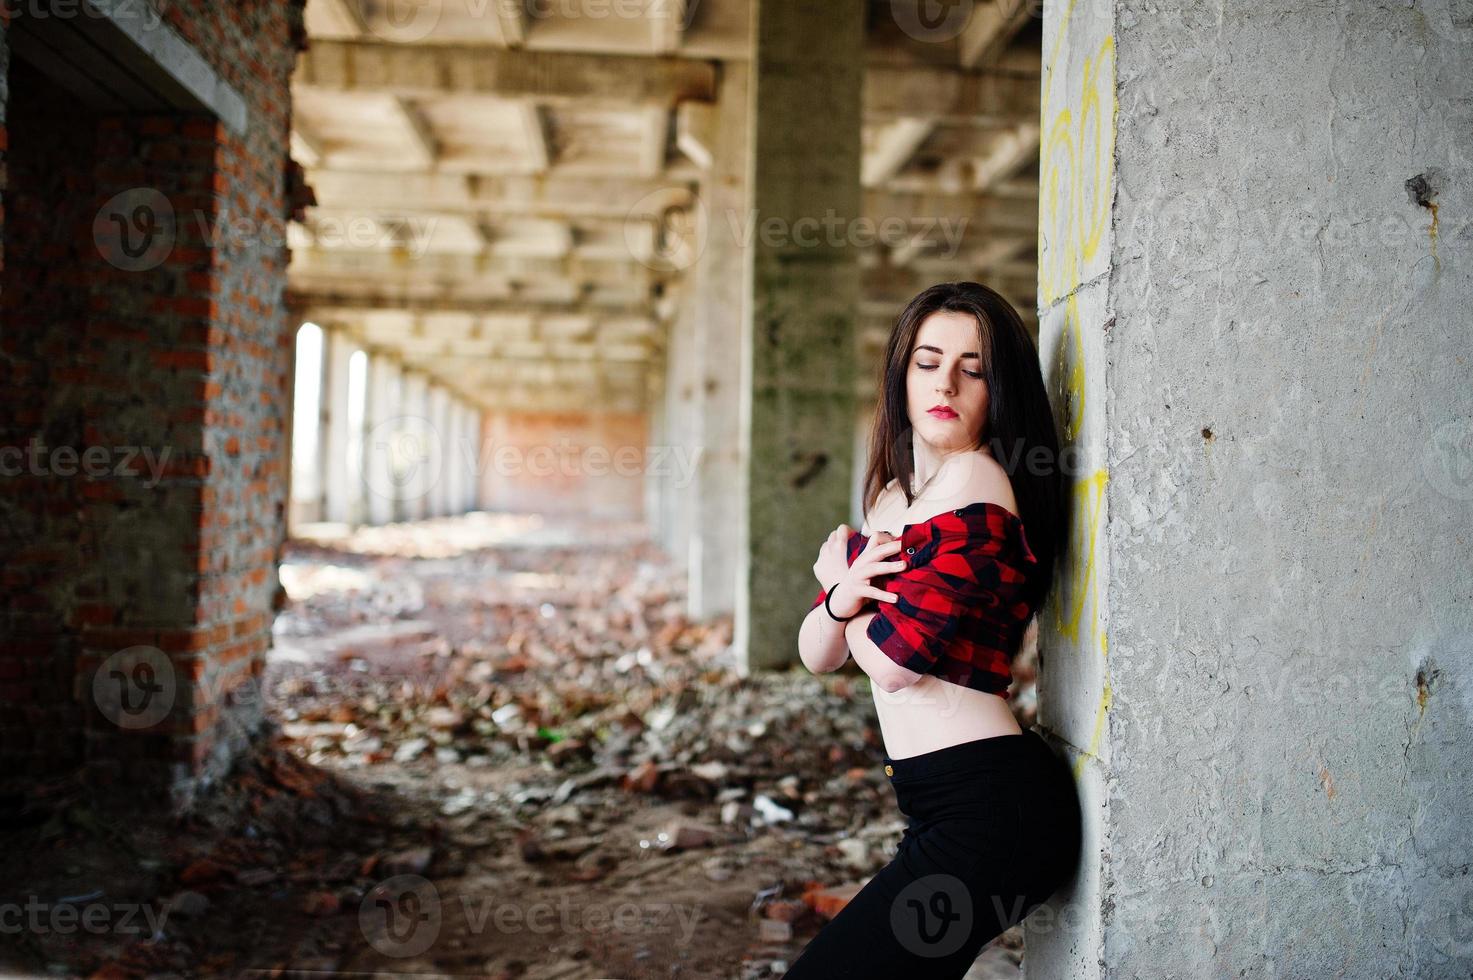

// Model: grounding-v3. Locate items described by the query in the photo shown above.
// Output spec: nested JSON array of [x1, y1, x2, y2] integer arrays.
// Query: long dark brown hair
[[860, 281, 1065, 615]]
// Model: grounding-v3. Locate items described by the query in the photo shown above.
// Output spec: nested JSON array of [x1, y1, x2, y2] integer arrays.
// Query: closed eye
[[918, 363, 983, 380]]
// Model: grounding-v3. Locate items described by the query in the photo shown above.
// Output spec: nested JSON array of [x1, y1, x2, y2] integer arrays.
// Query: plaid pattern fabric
[[809, 501, 1039, 697]]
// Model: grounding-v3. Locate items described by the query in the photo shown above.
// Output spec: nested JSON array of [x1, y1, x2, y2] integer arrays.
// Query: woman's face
[[906, 310, 990, 455]]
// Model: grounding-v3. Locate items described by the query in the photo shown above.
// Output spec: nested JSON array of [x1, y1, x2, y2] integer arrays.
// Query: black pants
[[783, 727, 1082, 979]]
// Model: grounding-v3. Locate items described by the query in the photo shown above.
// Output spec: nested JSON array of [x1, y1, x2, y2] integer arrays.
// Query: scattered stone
[[166, 891, 210, 918], [803, 881, 867, 920], [758, 918, 793, 942], [382, 847, 433, 876]]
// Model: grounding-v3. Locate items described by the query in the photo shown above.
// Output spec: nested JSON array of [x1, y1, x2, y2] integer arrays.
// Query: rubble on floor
[[1, 512, 1037, 978]]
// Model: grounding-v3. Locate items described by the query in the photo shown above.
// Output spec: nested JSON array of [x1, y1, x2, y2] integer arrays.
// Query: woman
[[787, 282, 1082, 978]]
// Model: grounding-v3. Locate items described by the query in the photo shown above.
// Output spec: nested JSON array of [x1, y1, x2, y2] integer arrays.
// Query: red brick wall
[[0, 1, 307, 812], [479, 411, 651, 522]]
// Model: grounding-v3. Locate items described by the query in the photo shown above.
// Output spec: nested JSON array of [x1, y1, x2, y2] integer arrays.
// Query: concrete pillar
[[689, 61, 750, 621], [462, 402, 482, 512], [450, 400, 470, 514], [477, 410, 497, 510], [445, 400, 461, 515], [1031, 4, 1473, 977], [363, 352, 400, 526], [644, 363, 668, 540], [400, 371, 430, 522], [739, 0, 864, 672], [427, 384, 451, 518], [660, 276, 701, 567], [322, 328, 356, 525], [288, 323, 328, 528], [468, 405, 484, 512]]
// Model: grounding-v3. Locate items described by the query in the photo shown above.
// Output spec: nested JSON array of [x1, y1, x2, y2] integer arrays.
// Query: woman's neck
[[910, 443, 960, 499]]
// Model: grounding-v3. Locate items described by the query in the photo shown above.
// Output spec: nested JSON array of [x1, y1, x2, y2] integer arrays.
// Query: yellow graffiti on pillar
[[1052, 467, 1110, 781], [1039, 1, 1116, 307]]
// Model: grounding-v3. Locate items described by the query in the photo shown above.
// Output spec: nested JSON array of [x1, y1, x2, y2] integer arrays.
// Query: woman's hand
[[813, 524, 856, 590], [826, 532, 907, 619]]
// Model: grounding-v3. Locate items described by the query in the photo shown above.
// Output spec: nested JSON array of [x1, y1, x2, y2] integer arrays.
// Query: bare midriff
[[873, 678, 1022, 760]]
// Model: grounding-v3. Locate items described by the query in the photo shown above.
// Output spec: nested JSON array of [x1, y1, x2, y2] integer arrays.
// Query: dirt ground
[[0, 512, 1033, 979]]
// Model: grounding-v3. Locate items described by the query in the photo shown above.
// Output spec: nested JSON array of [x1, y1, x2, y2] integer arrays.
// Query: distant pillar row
[[308, 327, 482, 528]]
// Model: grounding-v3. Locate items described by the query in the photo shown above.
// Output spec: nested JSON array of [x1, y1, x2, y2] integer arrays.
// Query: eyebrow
[[915, 344, 980, 359]]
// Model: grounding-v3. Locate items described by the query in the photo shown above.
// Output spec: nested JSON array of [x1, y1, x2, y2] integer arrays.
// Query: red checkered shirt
[[809, 501, 1039, 698]]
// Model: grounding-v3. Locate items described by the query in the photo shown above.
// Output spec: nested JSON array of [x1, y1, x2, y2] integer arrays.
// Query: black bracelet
[[824, 583, 857, 622]]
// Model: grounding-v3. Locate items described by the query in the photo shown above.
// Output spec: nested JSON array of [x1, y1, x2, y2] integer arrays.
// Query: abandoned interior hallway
[[10, 509, 1043, 976], [2, 0, 1471, 978]]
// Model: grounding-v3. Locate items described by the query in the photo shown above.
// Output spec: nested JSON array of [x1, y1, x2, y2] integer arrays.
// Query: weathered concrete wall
[[1031, 0, 1115, 972], [690, 60, 750, 622], [1033, 1, 1473, 976]]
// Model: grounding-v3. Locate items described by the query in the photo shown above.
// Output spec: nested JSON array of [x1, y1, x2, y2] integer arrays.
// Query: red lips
[[927, 405, 958, 419]]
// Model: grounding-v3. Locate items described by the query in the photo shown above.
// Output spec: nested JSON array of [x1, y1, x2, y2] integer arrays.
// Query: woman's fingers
[[857, 543, 905, 573], [860, 585, 899, 603]]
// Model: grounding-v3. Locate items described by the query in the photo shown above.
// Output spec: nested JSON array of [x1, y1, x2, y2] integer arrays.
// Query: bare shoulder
[[938, 451, 1018, 516]]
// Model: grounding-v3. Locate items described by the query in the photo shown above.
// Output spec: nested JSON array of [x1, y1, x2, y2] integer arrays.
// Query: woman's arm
[[797, 513, 875, 675], [797, 599, 852, 674], [843, 611, 924, 693]]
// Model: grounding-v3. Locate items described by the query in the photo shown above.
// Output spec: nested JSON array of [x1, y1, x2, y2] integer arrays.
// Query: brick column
[[0, 2, 307, 814]]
